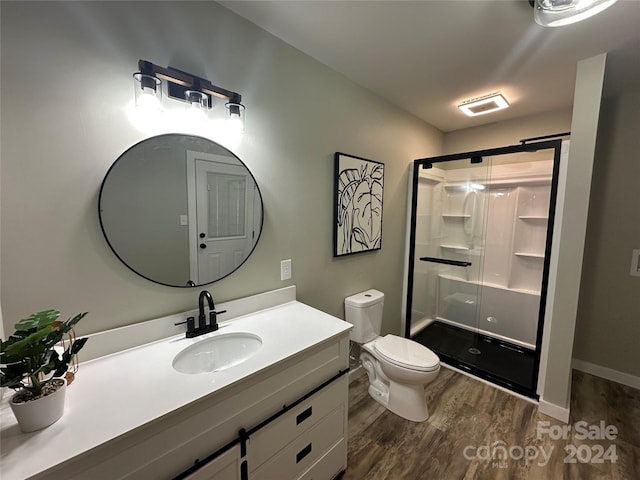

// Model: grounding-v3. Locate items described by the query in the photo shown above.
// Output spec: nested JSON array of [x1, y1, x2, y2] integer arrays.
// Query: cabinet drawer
[[251, 405, 345, 480], [249, 375, 347, 470], [296, 437, 346, 480], [182, 445, 241, 480]]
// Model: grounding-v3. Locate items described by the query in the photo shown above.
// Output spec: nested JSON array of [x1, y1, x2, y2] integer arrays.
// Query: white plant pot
[[9, 379, 67, 433]]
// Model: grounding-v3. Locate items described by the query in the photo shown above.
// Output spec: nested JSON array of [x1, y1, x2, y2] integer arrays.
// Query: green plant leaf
[[0, 310, 88, 393], [0, 372, 25, 389], [64, 312, 88, 331], [3, 326, 54, 357], [69, 337, 88, 356], [14, 310, 60, 331]]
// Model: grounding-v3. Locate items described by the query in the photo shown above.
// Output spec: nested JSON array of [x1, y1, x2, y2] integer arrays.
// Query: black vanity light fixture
[[133, 59, 245, 130], [458, 92, 509, 117], [530, 0, 618, 27]]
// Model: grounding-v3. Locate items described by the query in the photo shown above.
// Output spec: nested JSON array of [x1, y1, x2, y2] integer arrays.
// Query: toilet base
[[387, 382, 429, 422], [366, 381, 429, 422], [361, 351, 431, 422]]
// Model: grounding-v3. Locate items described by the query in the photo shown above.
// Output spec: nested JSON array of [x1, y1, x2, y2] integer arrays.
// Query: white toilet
[[345, 289, 440, 422]]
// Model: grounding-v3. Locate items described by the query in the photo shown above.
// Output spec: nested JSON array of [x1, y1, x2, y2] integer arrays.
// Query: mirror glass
[[99, 134, 263, 287]]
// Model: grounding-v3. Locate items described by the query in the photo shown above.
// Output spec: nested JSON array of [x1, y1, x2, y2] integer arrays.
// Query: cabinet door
[[182, 445, 242, 480]]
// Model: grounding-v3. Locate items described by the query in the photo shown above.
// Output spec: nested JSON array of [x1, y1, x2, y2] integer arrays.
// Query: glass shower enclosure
[[405, 139, 563, 397]]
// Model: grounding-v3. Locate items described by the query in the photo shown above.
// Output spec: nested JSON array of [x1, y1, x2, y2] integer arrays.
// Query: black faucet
[[198, 290, 216, 331], [198, 290, 218, 331], [175, 290, 227, 338]]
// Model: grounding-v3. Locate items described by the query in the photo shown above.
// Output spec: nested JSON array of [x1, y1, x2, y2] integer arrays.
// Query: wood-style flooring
[[344, 368, 640, 480]]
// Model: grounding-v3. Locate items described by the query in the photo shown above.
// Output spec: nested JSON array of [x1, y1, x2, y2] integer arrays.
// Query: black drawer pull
[[296, 406, 313, 425], [296, 443, 312, 463]]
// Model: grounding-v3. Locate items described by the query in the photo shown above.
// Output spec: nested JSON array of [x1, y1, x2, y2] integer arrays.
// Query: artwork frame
[[333, 152, 385, 257]]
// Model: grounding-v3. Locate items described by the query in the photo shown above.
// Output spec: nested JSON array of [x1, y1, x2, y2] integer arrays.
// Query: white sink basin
[[172, 332, 262, 374]]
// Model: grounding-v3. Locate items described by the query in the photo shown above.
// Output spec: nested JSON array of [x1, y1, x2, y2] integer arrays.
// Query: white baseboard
[[572, 358, 640, 390], [538, 397, 570, 423]]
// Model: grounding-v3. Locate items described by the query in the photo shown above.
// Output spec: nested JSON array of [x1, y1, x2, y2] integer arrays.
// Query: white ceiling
[[219, 0, 640, 133]]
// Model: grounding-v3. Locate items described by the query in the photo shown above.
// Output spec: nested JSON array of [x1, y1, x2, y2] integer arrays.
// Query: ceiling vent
[[458, 92, 509, 117]]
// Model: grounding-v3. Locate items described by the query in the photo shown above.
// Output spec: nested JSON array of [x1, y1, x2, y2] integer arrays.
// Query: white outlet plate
[[631, 249, 640, 277], [280, 259, 292, 281]]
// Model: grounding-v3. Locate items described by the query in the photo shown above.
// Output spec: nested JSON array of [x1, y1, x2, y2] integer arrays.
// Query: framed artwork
[[333, 152, 384, 257]]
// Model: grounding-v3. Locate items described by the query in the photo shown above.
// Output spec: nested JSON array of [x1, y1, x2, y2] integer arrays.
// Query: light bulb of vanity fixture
[[534, 0, 618, 27], [133, 73, 162, 113], [185, 90, 209, 122], [225, 101, 245, 133]]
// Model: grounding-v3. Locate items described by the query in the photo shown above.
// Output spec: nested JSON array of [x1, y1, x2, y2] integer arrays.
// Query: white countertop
[[0, 297, 351, 480]]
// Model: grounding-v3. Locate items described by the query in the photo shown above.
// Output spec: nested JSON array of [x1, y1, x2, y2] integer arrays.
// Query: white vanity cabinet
[[0, 291, 352, 480], [35, 333, 350, 480]]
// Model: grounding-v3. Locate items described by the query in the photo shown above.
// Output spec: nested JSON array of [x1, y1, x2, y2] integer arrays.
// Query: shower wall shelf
[[440, 245, 470, 250], [437, 273, 541, 295], [510, 184, 551, 291]]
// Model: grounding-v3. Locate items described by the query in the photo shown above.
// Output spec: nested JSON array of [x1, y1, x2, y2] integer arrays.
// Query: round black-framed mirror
[[99, 134, 263, 287]]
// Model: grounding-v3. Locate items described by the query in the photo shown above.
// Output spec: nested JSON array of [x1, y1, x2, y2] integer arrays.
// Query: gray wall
[[443, 108, 573, 154], [574, 89, 640, 377], [0, 1, 442, 336], [101, 141, 190, 285]]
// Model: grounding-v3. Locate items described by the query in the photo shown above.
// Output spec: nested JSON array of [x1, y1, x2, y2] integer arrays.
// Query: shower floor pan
[[412, 321, 537, 397]]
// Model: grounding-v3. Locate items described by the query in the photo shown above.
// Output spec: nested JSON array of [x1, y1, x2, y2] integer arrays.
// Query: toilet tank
[[344, 289, 384, 343]]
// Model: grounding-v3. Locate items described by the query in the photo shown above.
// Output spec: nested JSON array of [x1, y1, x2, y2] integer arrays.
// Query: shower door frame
[[404, 139, 563, 398]]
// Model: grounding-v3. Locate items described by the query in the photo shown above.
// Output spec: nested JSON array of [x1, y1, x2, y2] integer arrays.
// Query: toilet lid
[[374, 334, 440, 372]]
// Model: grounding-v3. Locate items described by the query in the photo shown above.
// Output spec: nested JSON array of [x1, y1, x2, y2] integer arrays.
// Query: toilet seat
[[373, 334, 439, 372]]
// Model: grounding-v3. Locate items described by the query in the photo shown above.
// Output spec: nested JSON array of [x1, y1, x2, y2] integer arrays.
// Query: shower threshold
[[412, 321, 537, 397]]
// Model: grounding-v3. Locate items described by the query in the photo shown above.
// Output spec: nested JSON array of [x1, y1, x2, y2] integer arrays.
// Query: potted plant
[[0, 309, 88, 432]]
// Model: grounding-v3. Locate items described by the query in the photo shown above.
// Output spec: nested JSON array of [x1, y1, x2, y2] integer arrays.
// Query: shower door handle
[[420, 256, 472, 267]]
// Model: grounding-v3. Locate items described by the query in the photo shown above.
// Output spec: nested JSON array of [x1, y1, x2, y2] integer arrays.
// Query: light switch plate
[[631, 249, 640, 277]]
